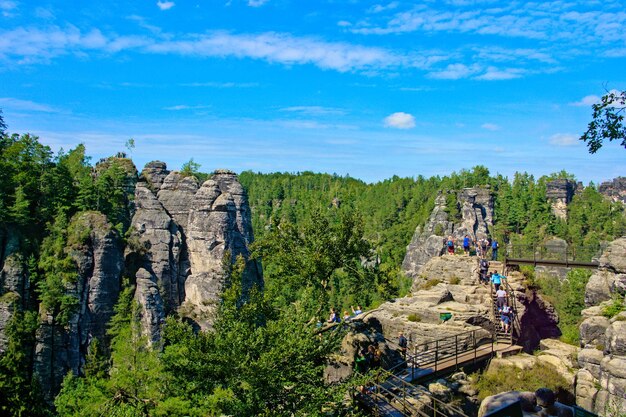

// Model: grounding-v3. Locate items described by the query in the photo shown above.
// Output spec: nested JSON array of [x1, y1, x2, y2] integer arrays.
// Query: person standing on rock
[[479, 259, 489, 284], [500, 303, 512, 333], [491, 239, 499, 261], [446, 236, 455, 255], [463, 235, 471, 255]]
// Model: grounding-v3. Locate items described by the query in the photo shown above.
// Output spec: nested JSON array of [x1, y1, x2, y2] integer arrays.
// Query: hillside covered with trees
[[0, 113, 625, 416]]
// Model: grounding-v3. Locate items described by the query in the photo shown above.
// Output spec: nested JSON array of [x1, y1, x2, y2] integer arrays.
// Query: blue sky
[[0, 0, 624, 184]]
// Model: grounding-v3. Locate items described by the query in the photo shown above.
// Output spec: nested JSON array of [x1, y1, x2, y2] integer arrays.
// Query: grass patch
[[602, 297, 625, 319], [422, 279, 442, 290], [473, 360, 569, 401], [407, 313, 422, 322], [449, 276, 461, 285]]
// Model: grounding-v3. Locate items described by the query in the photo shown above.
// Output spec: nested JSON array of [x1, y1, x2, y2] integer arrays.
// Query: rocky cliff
[[545, 179, 578, 220], [126, 164, 262, 337], [402, 188, 494, 278], [34, 212, 124, 398], [575, 237, 626, 415], [599, 177, 626, 205]]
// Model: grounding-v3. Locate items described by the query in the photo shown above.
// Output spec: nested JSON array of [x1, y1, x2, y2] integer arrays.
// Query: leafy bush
[[602, 297, 625, 319], [473, 361, 569, 401], [407, 314, 422, 322]]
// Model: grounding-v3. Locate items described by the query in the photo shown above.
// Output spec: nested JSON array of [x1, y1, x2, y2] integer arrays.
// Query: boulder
[[606, 321, 626, 356], [585, 270, 615, 307], [578, 348, 605, 380], [579, 316, 610, 348], [599, 237, 626, 273], [598, 177, 626, 205], [546, 179, 576, 220], [575, 369, 598, 412], [140, 160, 169, 191]]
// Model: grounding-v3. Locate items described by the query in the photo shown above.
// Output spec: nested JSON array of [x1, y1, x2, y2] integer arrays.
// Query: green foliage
[[536, 269, 592, 345], [407, 313, 422, 322], [473, 361, 569, 401], [602, 297, 625, 319], [0, 310, 50, 416], [580, 90, 626, 153]]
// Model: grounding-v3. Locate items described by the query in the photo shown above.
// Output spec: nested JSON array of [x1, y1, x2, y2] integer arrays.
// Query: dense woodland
[[0, 112, 625, 416]]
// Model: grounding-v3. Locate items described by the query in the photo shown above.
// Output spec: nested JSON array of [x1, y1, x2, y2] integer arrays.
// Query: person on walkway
[[479, 259, 489, 284], [463, 235, 471, 255], [491, 272, 502, 292], [398, 332, 408, 359], [351, 305, 363, 316], [496, 287, 507, 309], [343, 310, 351, 322], [480, 238, 489, 259], [500, 303, 512, 333], [446, 236, 455, 255], [491, 239, 499, 261]]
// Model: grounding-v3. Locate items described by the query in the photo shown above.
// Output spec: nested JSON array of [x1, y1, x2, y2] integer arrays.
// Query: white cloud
[[570, 95, 601, 107], [369, 2, 399, 14], [156, 1, 175, 11], [384, 112, 415, 129], [163, 104, 211, 111], [549, 133, 578, 146], [481, 123, 499, 131], [474, 67, 524, 80], [0, 26, 403, 73], [248, 0, 268, 7], [0, 97, 59, 112], [428, 63, 477, 80], [281, 106, 346, 116], [0, 0, 17, 17]]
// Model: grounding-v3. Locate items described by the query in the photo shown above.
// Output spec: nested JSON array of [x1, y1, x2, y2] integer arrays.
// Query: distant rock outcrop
[[575, 237, 626, 415], [545, 179, 578, 220], [402, 188, 493, 278], [599, 177, 626, 205]]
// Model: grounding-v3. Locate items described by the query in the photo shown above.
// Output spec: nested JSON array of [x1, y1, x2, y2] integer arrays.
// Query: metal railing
[[356, 369, 471, 417], [505, 244, 604, 266]]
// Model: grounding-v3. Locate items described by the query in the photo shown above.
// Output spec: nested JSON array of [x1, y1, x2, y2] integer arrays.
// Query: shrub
[[602, 297, 625, 319], [434, 224, 444, 237], [473, 361, 569, 401], [449, 276, 461, 285], [407, 313, 422, 322], [422, 279, 442, 290]]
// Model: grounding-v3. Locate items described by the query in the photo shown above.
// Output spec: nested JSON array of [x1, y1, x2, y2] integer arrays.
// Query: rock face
[[546, 179, 577, 220], [33, 212, 124, 399], [0, 227, 29, 354], [599, 177, 626, 205], [127, 165, 262, 336], [402, 188, 493, 278], [575, 237, 626, 415]]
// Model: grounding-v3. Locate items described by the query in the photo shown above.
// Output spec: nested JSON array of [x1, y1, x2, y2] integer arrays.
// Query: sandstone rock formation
[[33, 212, 124, 398], [546, 179, 577, 220], [599, 177, 626, 205], [402, 188, 494, 278], [127, 164, 262, 336], [575, 237, 626, 415]]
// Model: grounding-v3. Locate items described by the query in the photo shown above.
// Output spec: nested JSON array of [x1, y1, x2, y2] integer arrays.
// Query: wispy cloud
[[384, 112, 415, 129], [481, 123, 499, 131], [0, 97, 60, 113], [570, 90, 622, 107], [368, 2, 399, 14], [163, 104, 211, 111], [156, 1, 175, 11], [549, 133, 578, 147], [0, 0, 17, 17], [179, 81, 259, 88], [281, 106, 346, 116], [0, 26, 404, 73], [248, 0, 268, 7], [428, 63, 478, 80]]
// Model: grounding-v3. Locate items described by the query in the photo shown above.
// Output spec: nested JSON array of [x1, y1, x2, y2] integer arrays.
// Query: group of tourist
[[444, 235, 499, 260], [354, 341, 383, 373], [327, 305, 363, 324]]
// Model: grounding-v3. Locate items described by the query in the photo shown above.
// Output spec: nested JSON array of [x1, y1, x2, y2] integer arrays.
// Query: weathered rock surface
[[546, 179, 577, 220], [599, 177, 626, 205], [34, 212, 124, 399], [402, 188, 493, 278], [576, 237, 626, 415], [140, 160, 169, 192]]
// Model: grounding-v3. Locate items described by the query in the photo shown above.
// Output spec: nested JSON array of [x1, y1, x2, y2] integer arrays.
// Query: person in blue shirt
[[491, 272, 502, 291], [463, 235, 471, 255], [491, 239, 499, 261]]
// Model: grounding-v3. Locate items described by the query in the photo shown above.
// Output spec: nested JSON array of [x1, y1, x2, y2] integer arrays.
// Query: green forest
[[0, 113, 625, 416]]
